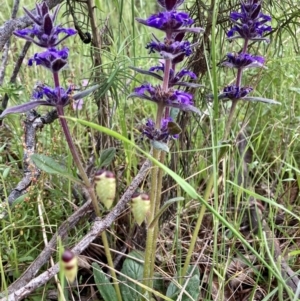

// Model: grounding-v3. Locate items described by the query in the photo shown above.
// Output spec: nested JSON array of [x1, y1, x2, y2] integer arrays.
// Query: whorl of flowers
[[129, 0, 203, 144], [0, 3, 91, 118], [220, 0, 272, 102]]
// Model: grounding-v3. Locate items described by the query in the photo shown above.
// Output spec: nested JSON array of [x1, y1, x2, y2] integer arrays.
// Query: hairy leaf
[[92, 262, 118, 301], [99, 147, 116, 167], [120, 250, 144, 301], [31, 154, 81, 184], [72, 84, 99, 100]]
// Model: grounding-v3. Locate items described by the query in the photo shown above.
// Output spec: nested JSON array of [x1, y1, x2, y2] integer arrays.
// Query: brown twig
[[0, 109, 58, 218], [0, 0, 20, 85], [2, 158, 151, 301]]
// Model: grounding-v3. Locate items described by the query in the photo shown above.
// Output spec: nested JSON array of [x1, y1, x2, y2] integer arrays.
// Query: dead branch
[[2, 158, 151, 301], [0, 109, 58, 218]]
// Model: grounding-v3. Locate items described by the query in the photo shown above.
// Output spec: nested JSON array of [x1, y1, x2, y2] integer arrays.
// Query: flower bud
[[94, 170, 116, 209], [61, 249, 78, 283], [131, 193, 150, 226]]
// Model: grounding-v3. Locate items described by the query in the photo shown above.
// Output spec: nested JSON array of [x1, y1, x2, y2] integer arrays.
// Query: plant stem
[[53, 74, 122, 301], [101, 229, 123, 301], [181, 171, 214, 279], [143, 103, 165, 289], [149, 151, 166, 280], [143, 148, 160, 289]]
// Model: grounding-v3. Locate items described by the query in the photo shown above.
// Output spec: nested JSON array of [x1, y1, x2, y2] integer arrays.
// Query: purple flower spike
[[221, 85, 253, 101], [227, 0, 271, 41], [14, 3, 76, 48], [157, 0, 185, 11], [130, 83, 200, 114], [143, 117, 179, 142], [222, 53, 265, 69], [28, 47, 69, 73]]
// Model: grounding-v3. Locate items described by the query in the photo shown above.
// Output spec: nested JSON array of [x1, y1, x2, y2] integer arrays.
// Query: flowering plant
[[130, 0, 203, 292]]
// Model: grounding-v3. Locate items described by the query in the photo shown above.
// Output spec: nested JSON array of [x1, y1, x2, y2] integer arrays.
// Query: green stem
[[224, 100, 238, 140], [143, 104, 165, 289], [181, 171, 214, 279], [149, 151, 166, 280], [143, 148, 160, 289], [101, 232, 122, 301]]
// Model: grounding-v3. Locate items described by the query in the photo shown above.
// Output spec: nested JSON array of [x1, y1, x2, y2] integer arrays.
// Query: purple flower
[[136, 11, 194, 35], [227, 0, 271, 41], [14, 2, 76, 48], [221, 85, 253, 100], [40, 85, 72, 106], [28, 47, 69, 72], [143, 117, 179, 142], [146, 39, 193, 60], [131, 83, 200, 114], [150, 64, 197, 86], [221, 53, 265, 69], [72, 98, 84, 111], [157, 0, 185, 11]]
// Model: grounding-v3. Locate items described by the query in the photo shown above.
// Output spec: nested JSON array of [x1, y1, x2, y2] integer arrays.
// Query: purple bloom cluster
[[143, 117, 179, 142], [221, 0, 271, 102], [227, 0, 271, 41], [14, 3, 76, 48], [0, 3, 80, 118], [131, 0, 203, 144]]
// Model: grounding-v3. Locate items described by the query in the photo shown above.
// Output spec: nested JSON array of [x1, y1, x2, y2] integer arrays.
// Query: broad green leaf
[[120, 250, 144, 301], [92, 262, 118, 301], [30, 154, 81, 184], [166, 277, 179, 299], [99, 147, 116, 168], [182, 266, 200, 301], [166, 266, 200, 301]]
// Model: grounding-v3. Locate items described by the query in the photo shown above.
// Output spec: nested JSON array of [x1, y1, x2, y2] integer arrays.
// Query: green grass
[[1, 0, 300, 300]]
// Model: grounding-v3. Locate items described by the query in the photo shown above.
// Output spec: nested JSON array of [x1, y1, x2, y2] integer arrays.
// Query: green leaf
[[148, 197, 184, 229], [30, 154, 81, 184], [92, 262, 118, 301], [94, 0, 101, 10], [152, 140, 169, 152], [73, 85, 99, 100], [99, 147, 116, 168], [166, 266, 200, 301], [242, 96, 281, 105], [166, 277, 179, 299], [120, 251, 144, 301], [182, 266, 200, 301]]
